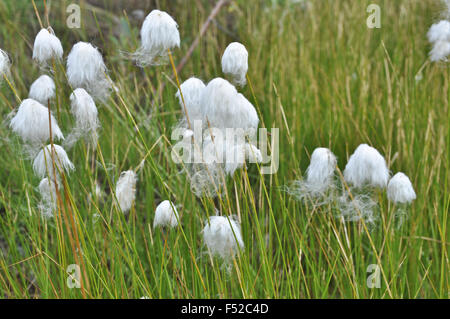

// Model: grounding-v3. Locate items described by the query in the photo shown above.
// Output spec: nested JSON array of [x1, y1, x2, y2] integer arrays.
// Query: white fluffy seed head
[[69, 88, 99, 143], [430, 40, 450, 62], [427, 20, 450, 43], [201, 78, 238, 128], [200, 78, 258, 131], [176, 77, 206, 123], [343, 144, 389, 189], [132, 9, 180, 66], [32, 28, 63, 66], [10, 98, 64, 145], [235, 93, 259, 131], [427, 21, 450, 61], [202, 216, 244, 260], [29, 75, 55, 105], [38, 177, 58, 218], [387, 172, 416, 204], [305, 147, 337, 191], [33, 144, 74, 179], [115, 170, 137, 213], [67, 42, 111, 100], [0, 48, 11, 78], [153, 200, 179, 228], [221, 42, 248, 87]]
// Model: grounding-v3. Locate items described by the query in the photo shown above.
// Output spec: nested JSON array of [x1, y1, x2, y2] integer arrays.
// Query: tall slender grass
[[0, 0, 448, 298]]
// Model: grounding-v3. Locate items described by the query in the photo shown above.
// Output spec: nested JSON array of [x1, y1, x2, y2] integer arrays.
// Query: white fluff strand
[[38, 177, 59, 218], [131, 10, 180, 66], [115, 170, 137, 213], [153, 200, 179, 228], [28, 75, 55, 105], [337, 193, 378, 226], [221, 42, 248, 87], [202, 215, 244, 260]]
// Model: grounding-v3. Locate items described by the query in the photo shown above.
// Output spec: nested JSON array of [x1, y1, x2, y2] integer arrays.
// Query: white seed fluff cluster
[[38, 177, 58, 218], [287, 148, 337, 203], [202, 216, 244, 260], [0, 48, 11, 79], [200, 78, 259, 132], [10, 98, 64, 145], [65, 88, 99, 147], [153, 200, 179, 228], [221, 42, 248, 87], [176, 77, 206, 124], [33, 144, 74, 179], [32, 28, 63, 66], [115, 170, 137, 213], [338, 193, 378, 225], [387, 172, 416, 204], [132, 10, 180, 66], [28, 75, 55, 105], [427, 20, 450, 62], [173, 77, 261, 198], [343, 144, 389, 189], [67, 42, 111, 101]]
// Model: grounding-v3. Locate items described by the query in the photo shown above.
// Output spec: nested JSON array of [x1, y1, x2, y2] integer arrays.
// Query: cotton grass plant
[[0, 0, 447, 300]]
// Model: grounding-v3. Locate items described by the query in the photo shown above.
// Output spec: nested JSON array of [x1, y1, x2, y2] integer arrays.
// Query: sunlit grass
[[0, 0, 448, 298]]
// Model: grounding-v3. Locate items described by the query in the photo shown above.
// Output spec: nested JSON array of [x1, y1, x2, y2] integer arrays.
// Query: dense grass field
[[0, 0, 448, 298]]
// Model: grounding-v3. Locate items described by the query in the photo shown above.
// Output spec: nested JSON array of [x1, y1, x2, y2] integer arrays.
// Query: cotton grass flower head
[[33, 144, 74, 179], [429, 40, 450, 62], [29, 75, 55, 105], [221, 42, 248, 87], [115, 170, 137, 213], [32, 28, 63, 66], [343, 144, 389, 189], [200, 78, 258, 132], [67, 42, 111, 101], [427, 20, 450, 61], [38, 177, 58, 218], [153, 200, 179, 228], [202, 215, 244, 260], [305, 148, 337, 193], [287, 147, 337, 203], [9, 98, 64, 145], [131, 9, 180, 66], [387, 172, 416, 204], [0, 48, 11, 80], [66, 88, 99, 146], [175, 77, 206, 124]]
